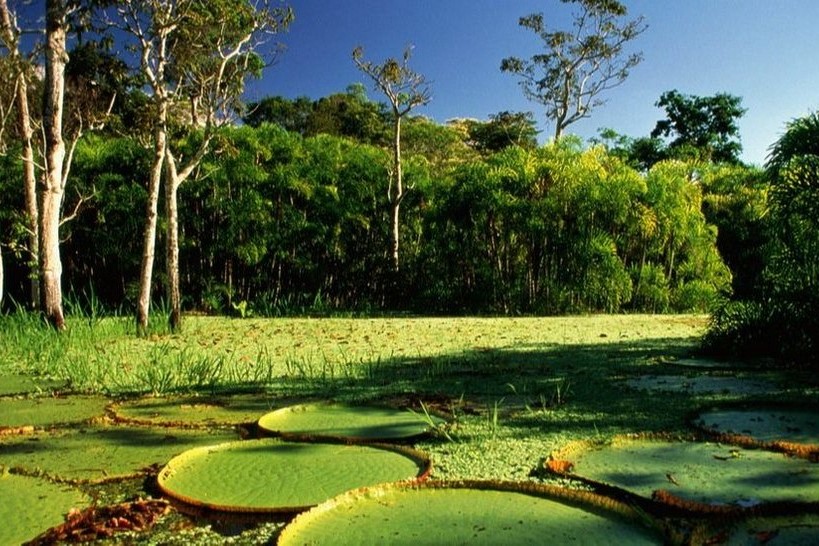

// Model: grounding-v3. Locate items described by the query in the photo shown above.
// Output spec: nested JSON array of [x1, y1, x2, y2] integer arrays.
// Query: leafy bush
[[629, 264, 670, 313], [701, 300, 769, 358], [672, 280, 720, 312]]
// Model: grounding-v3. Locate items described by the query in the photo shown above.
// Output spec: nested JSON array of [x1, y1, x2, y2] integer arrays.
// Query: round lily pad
[[0, 396, 108, 431], [694, 407, 819, 445], [669, 358, 755, 369], [110, 394, 285, 427], [569, 437, 819, 508], [0, 426, 239, 483], [0, 473, 87, 545], [623, 375, 774, 395], [278, 481, 660, 545], [0, 374, 67, 396], [257, 403, 444, 441], [157, 439, 431, 513]]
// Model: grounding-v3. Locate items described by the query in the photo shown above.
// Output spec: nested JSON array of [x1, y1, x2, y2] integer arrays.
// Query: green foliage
[[651, 90, 746, 164], [700, 164, 769, 299], [2, 106, 734, 316], [705, 112, 819, 367], [462, 111, 539, 155], [630, 264, 670, 313], [766, 111, 819, 173]]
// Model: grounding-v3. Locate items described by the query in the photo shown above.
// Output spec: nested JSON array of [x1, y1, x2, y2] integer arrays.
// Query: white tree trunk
[[135, 121, 166, 334], [164, 156, 182, 332], [389, 114, 403, 273], [39, 0, 68, 329]]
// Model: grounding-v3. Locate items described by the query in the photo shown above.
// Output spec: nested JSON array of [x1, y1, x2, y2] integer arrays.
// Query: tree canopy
[[651, 89, 746, 164], [501, 0, 646, 140]]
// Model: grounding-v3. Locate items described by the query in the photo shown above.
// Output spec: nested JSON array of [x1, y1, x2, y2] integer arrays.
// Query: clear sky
[[251, 0, 819, 166]]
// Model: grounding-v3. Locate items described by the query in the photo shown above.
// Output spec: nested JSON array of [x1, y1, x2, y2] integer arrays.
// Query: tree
[[707, 113, 819, 366], [243, 95, 314, 133], [306, 86, 387, 144], [766, 111, 819, 173], [352, 44, 431, 273], [0, 0, 39, 308], [37, 0, 74, 328], [465, 111, 539, 155], [501, 0, 646, 140], [651, 90, 746, 164], [114, 0, 292, 333]]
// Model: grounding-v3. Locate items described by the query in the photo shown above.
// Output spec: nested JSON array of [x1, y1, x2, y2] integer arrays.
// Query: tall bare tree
[[352, 45, 431, 273], [115, 0, 292, 333], [1, 0, 40, 307], [38, 0, 74, 328], [501, 0, 646, 141]]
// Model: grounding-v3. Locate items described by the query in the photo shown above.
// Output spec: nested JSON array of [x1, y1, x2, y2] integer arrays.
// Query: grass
[[1, 312, 817, 544]]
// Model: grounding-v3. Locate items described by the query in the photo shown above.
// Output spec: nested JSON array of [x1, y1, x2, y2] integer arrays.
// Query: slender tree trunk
[[135, 121, 166, 334], [164, 156, 182, 332], [389, 113, 402, 273], [19, 80, 39, 308], [1, 0, 40, 307], [0, 244, 4, 305], [39, 0, 67, 329]]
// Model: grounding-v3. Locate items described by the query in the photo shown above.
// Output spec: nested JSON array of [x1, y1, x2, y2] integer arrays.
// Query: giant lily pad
[[0, 473, 87, 545], [157, 439, 431, 513], [0, 426, 238, 483], [0, 396, 107, 432], [278, 480, 660, 545], [668, 358, 761, 370], [257, 403, 444, 441], [0, 374, 67, 396], [623, 375, 774, 395], [694, 406, 819, 445], [566, 437, 819, 509], [110, 394, 287, 427]]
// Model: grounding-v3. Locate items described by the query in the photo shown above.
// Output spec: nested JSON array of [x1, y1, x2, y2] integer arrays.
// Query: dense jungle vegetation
[[1, 0, 817, 369]]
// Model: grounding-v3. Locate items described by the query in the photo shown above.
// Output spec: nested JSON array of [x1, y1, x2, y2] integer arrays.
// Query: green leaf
[[279, 480, 660, 545], [0, 473, 87, 545], [0, 374, 67, 396], [110, 394, 284, 427], [157, 439, 430, 513], [257, 403, 445, 441], [568, 437, 819, 508], [0, 396, 108, 431], [0, 426, 238, 483], [694, 406, 819, 445]]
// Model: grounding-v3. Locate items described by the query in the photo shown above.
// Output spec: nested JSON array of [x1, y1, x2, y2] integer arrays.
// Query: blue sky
[[251, 0, 819, 166]]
